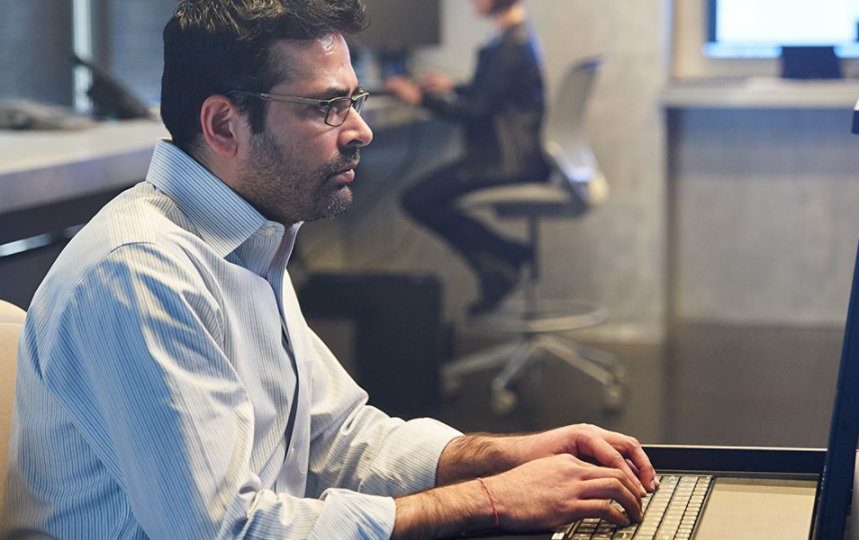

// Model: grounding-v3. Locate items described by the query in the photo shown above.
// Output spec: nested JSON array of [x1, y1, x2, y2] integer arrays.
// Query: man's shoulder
[[38, 183, 211, 298], [97, 182, 199, 246]]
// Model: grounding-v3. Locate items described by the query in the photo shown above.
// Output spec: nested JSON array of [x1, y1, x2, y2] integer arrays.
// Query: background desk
[[662, 78, 859, 328]]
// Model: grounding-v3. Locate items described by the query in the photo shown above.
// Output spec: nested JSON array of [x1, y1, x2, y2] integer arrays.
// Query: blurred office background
[[2, 0, 859, 450]]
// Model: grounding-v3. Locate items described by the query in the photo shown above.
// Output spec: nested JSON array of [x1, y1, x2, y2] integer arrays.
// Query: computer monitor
[[354, 0, 441, 52], [705, 0, 859, 59]]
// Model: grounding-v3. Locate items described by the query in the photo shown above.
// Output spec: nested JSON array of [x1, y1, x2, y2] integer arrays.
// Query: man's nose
[[341, 107, 373, 148]]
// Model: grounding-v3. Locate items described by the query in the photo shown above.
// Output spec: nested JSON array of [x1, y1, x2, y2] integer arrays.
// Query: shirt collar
[[144, 140, 300, 262]]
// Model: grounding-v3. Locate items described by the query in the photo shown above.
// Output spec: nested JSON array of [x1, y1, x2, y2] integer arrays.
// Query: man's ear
[[199, 95, 247, 157]]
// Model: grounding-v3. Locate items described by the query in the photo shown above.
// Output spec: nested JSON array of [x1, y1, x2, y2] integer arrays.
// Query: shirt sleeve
[[42, 242, 405, 539], [304, 329, 463, 499]]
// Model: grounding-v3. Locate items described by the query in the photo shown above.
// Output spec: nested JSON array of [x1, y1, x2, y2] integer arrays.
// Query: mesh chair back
[[543, 58, 608, 208]]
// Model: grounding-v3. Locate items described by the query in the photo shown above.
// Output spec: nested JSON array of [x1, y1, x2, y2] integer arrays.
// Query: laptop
[[552, 237, 859, 539]]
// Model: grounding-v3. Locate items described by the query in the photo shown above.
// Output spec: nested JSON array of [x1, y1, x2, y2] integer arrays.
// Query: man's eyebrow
[[306, 85, 363, 100]]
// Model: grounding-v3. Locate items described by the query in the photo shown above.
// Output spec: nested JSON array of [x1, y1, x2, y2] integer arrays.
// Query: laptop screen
[[811, 242, 859, 538]]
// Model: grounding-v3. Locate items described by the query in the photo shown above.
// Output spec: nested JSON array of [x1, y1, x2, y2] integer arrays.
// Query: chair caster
[[602, 383, 626, 414], [491, 386, 518, 415]]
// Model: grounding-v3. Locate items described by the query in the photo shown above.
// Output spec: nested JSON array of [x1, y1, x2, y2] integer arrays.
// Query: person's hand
[[383, 75, 422, 105], [394, 454, 643, 538], [500, 424, 658, 496], [488, 454, 644, 530], [418, 71, 455, 93]]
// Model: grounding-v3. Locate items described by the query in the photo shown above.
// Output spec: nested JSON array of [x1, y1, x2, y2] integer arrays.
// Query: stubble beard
[[240, 131, 359, 225]]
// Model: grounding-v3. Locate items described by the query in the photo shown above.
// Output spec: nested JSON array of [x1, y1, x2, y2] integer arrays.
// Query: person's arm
[[419, 37, 531, 122], [384, 37, 532, 122], [388, 425, 657, 537], [303, 328, 462, 498], [47, 243, 397, 539], [392, 453, 645, 538]]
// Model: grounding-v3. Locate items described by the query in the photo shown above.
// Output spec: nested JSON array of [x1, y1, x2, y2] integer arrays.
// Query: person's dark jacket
[[420, 22, 548, 180]]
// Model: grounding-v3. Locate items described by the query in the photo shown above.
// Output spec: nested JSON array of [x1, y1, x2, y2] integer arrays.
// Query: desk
[[0, 119, 167, 214], [661, 78, 859, 328], [662, 78, 859, 109]]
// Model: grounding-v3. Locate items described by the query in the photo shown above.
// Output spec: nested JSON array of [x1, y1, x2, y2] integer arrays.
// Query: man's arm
[[387, 425, 658, 537], [393, 453, 645, 538], [303, 328, 462, 498]]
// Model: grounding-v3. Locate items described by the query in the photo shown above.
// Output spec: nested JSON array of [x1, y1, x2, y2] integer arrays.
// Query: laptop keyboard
[[552, 474, 713, 540]]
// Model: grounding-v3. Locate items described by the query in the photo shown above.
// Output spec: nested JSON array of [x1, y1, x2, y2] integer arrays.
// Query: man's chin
[[318, 188, 353, 220]]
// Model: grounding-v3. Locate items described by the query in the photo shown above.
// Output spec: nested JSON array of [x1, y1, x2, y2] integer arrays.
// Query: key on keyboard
[[551, 474, 712, 540]]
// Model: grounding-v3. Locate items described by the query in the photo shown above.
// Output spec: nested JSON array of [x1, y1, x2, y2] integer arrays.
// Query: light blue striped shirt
[[3, 141, 461, 539]]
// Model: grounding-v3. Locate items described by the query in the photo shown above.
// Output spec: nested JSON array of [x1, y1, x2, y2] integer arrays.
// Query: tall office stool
[[442, 58, 624, 415], [0, 299, 26, 512]]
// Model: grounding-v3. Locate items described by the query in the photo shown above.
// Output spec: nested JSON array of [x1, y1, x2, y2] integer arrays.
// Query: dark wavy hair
[[491, 0, 520, 14], [161, 0, 367, 152]]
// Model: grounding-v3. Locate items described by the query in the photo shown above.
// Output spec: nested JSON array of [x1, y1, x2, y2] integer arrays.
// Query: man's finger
[[586, 437, 646, 495], [617, 441, 659, 491], [577, 477, 642, 523], [572, 499, 632, 527], [579, 466, 642, 511]]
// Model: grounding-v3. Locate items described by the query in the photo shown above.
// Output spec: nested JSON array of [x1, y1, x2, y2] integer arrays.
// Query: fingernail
[[650, 479, 657, 491]]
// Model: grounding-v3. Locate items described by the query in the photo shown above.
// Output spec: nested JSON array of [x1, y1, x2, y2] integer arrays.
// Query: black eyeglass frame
[[230, 89, 370, 127]]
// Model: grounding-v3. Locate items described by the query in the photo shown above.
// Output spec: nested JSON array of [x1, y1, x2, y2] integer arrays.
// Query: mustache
[[321, 149, 361, 177]]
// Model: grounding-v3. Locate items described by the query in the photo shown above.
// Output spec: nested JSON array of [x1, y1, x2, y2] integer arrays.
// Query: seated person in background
[[385, 0, 550, 315], [3, 1, 656, 538]]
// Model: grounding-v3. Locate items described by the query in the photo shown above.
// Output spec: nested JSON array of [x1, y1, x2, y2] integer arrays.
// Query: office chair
[[0, 299, 25, 512], [442, 58, 624, 415]]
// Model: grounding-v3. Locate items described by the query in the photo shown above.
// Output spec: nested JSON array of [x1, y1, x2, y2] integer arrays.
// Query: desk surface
[[0, 97, 422, 214], [662, 77, 859, 109]]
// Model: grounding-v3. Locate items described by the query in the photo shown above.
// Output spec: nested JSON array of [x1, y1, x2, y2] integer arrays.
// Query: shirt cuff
[[310, 489, 396, 540], [377, 417, 463, 496]]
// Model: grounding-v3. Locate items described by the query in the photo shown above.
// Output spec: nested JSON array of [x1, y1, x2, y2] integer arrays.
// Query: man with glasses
[[4, 1, 655, 538]]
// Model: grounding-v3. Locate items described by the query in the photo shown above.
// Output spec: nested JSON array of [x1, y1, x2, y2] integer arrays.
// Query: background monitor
[[355, 0, 441, 52], [706, 0, 859, 58]]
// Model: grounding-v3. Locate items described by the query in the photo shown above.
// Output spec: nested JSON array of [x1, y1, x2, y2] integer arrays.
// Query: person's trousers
[[400, 160, 543, 273]]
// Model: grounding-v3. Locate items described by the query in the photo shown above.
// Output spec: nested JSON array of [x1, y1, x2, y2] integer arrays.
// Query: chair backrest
[[0, 299, 25, 514], [458, 57, 608, 218], [543, 57, 608, 209]]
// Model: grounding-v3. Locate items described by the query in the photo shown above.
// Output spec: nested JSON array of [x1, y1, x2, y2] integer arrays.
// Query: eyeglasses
[[230, 89, 370, 127]]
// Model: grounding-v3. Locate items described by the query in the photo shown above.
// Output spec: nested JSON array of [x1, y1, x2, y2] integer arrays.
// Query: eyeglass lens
[[326, 93, 368, 126]]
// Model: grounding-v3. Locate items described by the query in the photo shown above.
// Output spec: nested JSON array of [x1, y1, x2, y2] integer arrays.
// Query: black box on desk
[[298, 272, 442, 418]]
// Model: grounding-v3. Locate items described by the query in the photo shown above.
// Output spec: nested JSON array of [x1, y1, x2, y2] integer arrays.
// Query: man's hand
[[393, 454, 644, 538], [515, 424, 659, 494], [436, 424, 657, 496], [489, 454, 644, 530]]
